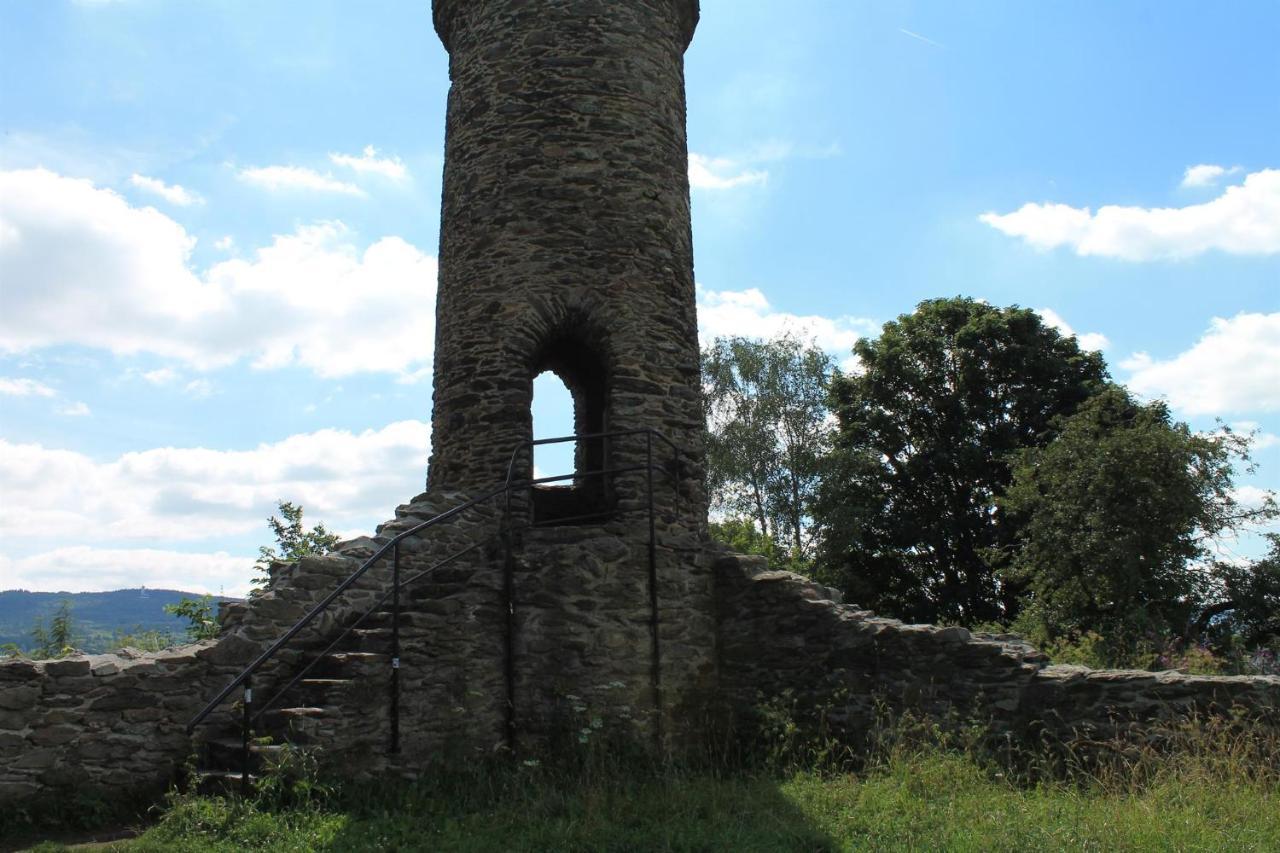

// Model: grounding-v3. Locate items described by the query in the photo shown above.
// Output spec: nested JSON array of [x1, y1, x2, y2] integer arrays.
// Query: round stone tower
[[428, 0, 705, 535]]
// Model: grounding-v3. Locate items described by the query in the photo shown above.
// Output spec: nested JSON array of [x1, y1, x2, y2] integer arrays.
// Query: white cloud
[[214, 235, 235, 251], [0, 168, 438, 379], [0, 547, 254, 597], [1121, 313, 1280, 415], [58, 401, 91, 417], [688, 153, 768, 190], [142, 367, 178, 385], [238, 165, 365, 197], [183, 378, 213, 398], [136, 367, 210, 396], [129, 173, 203, 206], [0, 377, 56, 397], [1232, 485, 1277, 513], [329, 145, 408, 181], [1035, 308, 1110, 351], [0, 420, 430, 546], [1181, 164, 1241, 189], [697, 285, 876, 370], [980, 168, 1280, 260], [1228, 422, 1279, 451]]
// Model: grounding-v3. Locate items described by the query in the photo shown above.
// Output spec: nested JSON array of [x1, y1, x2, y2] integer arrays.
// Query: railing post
[[502, 455, 518, 752], [241, 674, 252, 797], [645, 431, 663, 750], [390, 542, 401, 754]]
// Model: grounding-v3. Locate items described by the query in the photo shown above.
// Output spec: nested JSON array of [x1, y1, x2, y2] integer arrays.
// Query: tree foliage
[[1201, 534, 1280, 651], [164, 594, 221, 641], [708, 517, 776, 560], [999, 386, 1277, 648], [254, 501, 340, 587], [30, 599, 76, 658], [816, 297, 1108, 624], [703, 334, 836, 563]]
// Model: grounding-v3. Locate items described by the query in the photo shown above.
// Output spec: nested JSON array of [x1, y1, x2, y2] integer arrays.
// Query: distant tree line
[[703, 297, 1279, 673]]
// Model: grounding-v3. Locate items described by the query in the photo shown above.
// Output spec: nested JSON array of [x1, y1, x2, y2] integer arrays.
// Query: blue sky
[[1, 0, 1277, 596]]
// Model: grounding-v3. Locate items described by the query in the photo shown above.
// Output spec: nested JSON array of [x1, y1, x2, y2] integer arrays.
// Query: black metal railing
[[187, 429, 681, 794]]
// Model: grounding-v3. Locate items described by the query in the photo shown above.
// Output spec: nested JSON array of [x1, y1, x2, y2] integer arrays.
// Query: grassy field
[[12, 714, 1278, 853], [93, 756, 1274, 852]]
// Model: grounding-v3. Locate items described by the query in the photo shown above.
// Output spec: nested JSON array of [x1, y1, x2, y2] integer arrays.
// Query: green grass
[[60, 749, 1274, 852], [17, 711, 1280, 852]]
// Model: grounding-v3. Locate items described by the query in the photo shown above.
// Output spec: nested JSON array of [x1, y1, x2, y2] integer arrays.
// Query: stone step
[[344, 627, 393, 653], [299, 677, 353, 688], [260, 705, 328, 725], [315, 651, 391, 677], [196, 769, 258, 796], [203, 736, 288, 770]]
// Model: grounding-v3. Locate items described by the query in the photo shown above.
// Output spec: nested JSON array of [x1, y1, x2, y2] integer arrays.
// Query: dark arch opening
[[529, 332, 612, 525]]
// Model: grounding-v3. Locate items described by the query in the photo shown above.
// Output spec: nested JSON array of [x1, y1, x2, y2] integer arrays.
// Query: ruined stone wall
[[0, 490, 493, 803], [426, 0, 707, 533], [714, 554, 1280, 746]]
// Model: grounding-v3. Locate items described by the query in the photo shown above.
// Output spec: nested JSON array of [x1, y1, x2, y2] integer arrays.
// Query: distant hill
[[0, 588, 241, 653]]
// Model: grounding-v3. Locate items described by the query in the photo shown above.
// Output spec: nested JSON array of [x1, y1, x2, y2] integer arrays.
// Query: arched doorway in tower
[[528, 332, 611, 525]]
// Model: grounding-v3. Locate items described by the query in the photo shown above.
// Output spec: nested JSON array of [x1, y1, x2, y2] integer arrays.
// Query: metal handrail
[[186, 482, 510, 734], [187, 428, 682, 792], [248, 541, 484, 726]]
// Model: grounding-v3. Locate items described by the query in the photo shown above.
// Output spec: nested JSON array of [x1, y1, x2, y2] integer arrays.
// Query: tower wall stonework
[[426, 0, 707, 535]]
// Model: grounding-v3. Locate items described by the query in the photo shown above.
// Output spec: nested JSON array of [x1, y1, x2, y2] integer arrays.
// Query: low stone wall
[[0, 645, 219, 804], [1025, 664, 1280, 740], [714, 553, 1280, 746], [6, 532, 1277, 808]]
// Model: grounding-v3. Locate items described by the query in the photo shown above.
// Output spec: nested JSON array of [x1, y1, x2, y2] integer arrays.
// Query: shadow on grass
[[332, 773, 835, 852], [124, 768, 837, 853]]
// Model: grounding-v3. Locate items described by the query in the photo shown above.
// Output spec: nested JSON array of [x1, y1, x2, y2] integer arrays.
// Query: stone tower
[[428, 0, 705, 535], [427, 0, 714, 745]]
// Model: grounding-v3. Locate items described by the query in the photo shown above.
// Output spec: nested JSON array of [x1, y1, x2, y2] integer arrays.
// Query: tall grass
[[21, 707, 1280, 852]]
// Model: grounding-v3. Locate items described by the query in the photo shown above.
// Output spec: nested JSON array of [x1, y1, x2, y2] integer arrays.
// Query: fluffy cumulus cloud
[[1121, 313, 1280, 415], [1181, 164, 1240, 189], [980, 168, 1280, 260], [1035, 308, 1109, 351], [0, 168, 438, 379], [0, 420, 429, 544], [238, 164, 365, 196], [129, 173, 203, 206], [0, 420, 432, 594], [697, 286, 877, 370], [329, 145, 408, 181]]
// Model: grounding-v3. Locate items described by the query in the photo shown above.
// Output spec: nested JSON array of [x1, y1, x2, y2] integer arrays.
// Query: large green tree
[[816, 297, 1108, 624], [703, 334, 835, 562], [999, 386, 1277, 649]]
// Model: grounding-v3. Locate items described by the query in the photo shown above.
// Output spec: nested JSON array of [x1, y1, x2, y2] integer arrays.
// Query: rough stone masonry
[[1, 0, 1276, 807]]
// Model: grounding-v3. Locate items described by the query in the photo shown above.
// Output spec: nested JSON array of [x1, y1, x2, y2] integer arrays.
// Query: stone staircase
[[193, 609, 405, 792]]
